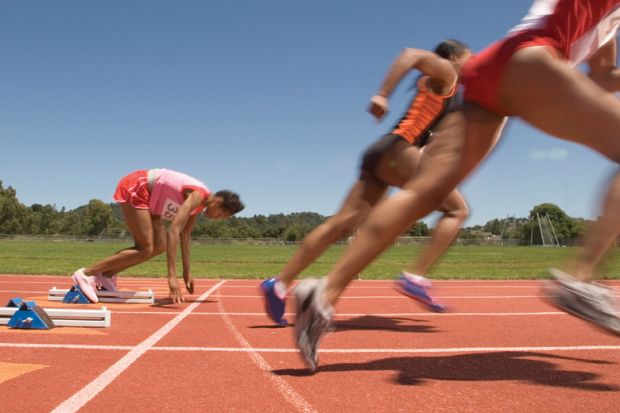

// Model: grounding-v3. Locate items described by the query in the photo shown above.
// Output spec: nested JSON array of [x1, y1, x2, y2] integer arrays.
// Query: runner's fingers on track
[[168, 281, 185, 303], [184, 276, 195, 294]]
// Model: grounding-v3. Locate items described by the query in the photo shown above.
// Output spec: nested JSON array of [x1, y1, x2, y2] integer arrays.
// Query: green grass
[[1, 240, 619, 279]]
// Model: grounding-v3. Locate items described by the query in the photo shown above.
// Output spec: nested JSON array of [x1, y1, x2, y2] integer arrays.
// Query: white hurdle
[[48, 287, 155, 304], [0, 306, 111, 328]]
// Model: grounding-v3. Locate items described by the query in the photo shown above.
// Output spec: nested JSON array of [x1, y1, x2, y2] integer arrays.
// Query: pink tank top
[[148, 169, 210, 220]]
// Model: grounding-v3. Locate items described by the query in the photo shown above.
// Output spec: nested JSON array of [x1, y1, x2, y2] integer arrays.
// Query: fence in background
[[0, 233, 523, 246]]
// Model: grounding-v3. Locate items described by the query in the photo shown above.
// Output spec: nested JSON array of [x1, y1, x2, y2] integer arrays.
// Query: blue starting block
[[6, 298, 56, 329], [62, 285, 92, 304], [7, 297, 37, 308]]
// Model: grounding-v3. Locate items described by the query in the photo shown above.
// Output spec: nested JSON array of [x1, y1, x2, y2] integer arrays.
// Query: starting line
[[0, 306, 111, 328], [1, 342, 620, 354], [48, 287, 154, 304]]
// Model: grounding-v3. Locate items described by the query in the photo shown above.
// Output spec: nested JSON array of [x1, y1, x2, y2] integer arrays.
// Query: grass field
[[2, 240, 620, 280]]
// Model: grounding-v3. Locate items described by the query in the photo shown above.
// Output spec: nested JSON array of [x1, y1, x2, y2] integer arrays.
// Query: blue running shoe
[[260, 278, 288, 326], [395, 274, 445, 312]]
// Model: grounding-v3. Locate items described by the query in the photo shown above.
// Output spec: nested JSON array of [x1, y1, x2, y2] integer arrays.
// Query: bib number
[[162, 199, 181, 221]]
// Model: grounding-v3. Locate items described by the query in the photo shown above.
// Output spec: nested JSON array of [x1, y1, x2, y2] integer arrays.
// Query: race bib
[[161, 198, 181, 221]]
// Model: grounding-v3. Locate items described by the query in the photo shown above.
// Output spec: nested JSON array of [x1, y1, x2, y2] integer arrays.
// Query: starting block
[[3, 299, 56, 329], [0, 298, 111, 328], [48, 286, 154, 304]]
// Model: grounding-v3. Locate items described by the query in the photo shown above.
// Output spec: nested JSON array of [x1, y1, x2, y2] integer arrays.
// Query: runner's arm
[[166, 190, 203, 302], [369, 48, 457, 120]]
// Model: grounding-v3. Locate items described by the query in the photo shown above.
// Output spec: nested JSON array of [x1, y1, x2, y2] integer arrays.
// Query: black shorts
[[359, 129, 434, 180], [359, 134, 403, 180]]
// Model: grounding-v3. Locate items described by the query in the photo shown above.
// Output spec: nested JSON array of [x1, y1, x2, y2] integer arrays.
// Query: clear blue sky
[[1, 1, 616, 225]]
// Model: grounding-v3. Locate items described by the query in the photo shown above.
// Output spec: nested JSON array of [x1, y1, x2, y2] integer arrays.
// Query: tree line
[[0, 180, 588, 244]]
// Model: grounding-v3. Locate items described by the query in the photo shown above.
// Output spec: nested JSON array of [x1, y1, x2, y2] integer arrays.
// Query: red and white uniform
[[461, 0, 620, 114]]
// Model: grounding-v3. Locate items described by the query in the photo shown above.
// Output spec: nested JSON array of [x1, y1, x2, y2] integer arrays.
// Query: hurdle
[[48, 286, 155, 304], [0, 305, 111, 328]]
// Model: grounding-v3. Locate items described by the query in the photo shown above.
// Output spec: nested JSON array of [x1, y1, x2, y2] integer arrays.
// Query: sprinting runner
[[71, 168, 244, 303], [260, 40, 471, 326], [294, 0, 620, 372]]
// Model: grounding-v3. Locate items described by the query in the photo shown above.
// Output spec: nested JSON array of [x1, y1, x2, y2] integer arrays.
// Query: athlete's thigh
[[334, 179, 388, 221], [407, 108, 505, 198], [500, 46, 620, 161], [374, 140, 422, 187], [151, 216, 167, 251], [120, 203, 154, 248], [437, 188, 468, 213]]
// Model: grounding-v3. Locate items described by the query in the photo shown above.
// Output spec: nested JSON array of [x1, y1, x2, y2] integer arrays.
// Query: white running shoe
[[547, 268, 620, 335], [294, 278, 333, 373], [71, 268, 99, 303], [95, 274, 118, 292]]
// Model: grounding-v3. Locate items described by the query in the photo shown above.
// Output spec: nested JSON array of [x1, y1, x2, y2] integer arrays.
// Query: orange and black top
[[391, 76, 457, 146]]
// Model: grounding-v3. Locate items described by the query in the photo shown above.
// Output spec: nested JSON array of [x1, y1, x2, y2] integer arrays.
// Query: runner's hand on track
[[183, 273, 195, 294], [168, 278, 185, 303], [368, 95, 389, 122]]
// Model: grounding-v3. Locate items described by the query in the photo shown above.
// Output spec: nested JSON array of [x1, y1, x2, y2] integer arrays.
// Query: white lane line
[[110, 311, 566, 317], [0, 343, 132, 350], [211, 294, 562, 299], [221, 285, 546, 289], [155, 345, 620, 354], [3, 291, 586, 299], [217, 292, 317, 413], [2, 342, 619, 354], [50, 280, 225, 413]]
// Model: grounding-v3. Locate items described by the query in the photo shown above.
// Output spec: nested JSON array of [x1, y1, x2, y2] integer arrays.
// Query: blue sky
[[1, 0, 616, 225]]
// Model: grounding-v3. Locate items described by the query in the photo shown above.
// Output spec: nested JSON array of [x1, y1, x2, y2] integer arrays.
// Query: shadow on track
[[274, 351, 618, 391], [250, 315, 437, 333]]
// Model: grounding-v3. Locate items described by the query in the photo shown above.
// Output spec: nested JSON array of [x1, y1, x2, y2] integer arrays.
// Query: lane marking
[[11, 290, 613, 299], [0, 343, 132, 350], [211, 294, 569, 299], [156, 345, 620, 354], [218, 293, 317, 413], [50, 280, 225, 413], [111, 310, 567, 317], [2, 342, 620, 354]]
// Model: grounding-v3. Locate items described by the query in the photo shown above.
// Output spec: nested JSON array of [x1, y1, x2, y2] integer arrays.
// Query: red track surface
[[1, 274, 619, 412]]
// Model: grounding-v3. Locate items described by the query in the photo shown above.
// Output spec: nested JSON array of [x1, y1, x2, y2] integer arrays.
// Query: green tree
[[483, 218, 502, 235], [27, 203, 61, 235], [523, 203, 576, 245], [83, 200, 114, 236], [409, 221, 429, 236], [0, 181, 29, 234]]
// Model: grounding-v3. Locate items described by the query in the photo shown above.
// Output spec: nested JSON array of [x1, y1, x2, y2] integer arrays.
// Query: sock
[[274, 279, 287, 299], [401, 271, 431, 288]]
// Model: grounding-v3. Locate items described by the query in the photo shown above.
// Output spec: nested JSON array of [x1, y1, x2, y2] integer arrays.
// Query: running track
[[1, 274, 619, 412]]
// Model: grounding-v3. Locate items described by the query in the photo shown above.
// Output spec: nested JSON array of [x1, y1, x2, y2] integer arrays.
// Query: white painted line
[[1, 342, 619, 354], [110, 310, 566, 317], [0, 343, 132, 350], [50, 280, 226, 413], [218, 296, 316, 412], [222, 284, 547, 289], [211, 294, 560, 299], [152, 345, 620, 354]]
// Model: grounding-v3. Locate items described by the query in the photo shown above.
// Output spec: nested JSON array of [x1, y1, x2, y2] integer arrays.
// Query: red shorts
[[461, 31, 560, 115], [112, 170, 150, 209]]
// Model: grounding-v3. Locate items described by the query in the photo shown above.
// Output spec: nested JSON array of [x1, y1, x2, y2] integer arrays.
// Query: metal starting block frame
[[48, 286, 155, 304], [0, 298, 111, 328]]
